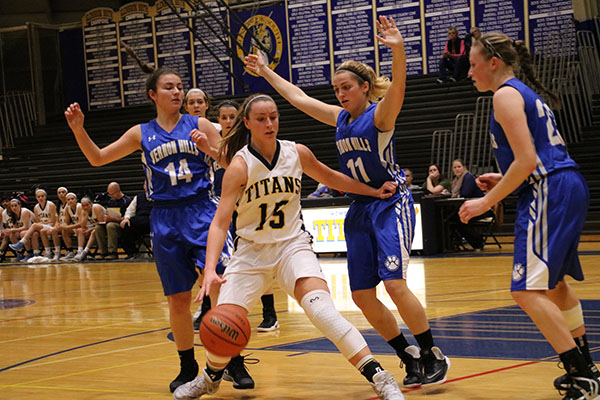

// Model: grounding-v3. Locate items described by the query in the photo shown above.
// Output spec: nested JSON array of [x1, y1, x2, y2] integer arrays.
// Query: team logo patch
[[384, 255, 400, 272], [512, 263, 525, 282]]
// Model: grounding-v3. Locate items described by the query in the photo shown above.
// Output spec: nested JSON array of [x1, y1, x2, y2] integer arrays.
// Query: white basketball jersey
[[66, 203, 81, 224], [58, 202, 68, 224], [17, 208, 34, 229], [86, 205, 103, 228], [234, 140, 304, 244], [34, 201, 54, 224]]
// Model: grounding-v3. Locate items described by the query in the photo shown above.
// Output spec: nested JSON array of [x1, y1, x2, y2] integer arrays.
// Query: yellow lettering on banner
[[313, 219, 345, 242]]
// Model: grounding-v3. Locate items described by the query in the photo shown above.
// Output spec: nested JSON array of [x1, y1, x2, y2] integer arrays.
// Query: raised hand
[[375, 15, 404, 50], [64, 102, 85, 131], [244, 53, 268, 76]]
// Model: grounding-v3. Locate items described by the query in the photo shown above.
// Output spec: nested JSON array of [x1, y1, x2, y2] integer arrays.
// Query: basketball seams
[[199, 305, 251, 356]]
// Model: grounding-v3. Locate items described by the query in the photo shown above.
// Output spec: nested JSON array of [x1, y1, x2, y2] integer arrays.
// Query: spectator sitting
[[422, 164, 451, 195], [464, 27, 482, 56], [437, 26, 467, 83], [120, 185, 153, 259], [403, 168, 421, 191], [451, 159, 491, 250], [307, 183, 332, 198], [95, 182, 131, 260]]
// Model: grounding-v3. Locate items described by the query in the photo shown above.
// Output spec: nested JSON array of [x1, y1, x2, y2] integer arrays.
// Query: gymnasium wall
[[58, 0, 577, 110]]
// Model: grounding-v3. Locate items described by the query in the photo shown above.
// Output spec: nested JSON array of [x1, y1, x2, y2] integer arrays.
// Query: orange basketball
[[199, 304, 251, 357]]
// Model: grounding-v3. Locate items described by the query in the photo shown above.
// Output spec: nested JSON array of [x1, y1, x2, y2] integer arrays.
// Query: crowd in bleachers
[[0, 181, 152, 263]]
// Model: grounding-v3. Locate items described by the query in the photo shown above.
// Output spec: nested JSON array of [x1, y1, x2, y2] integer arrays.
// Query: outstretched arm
[[244, 54, 341, 127], [297, 144, 397, 198], [197, 157, 247, 301], [65, 102, 141, 166], [373, 16, 407, 132]]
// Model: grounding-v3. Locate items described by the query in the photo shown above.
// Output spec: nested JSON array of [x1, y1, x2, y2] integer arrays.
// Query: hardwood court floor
[[0, 246, 599, 399]]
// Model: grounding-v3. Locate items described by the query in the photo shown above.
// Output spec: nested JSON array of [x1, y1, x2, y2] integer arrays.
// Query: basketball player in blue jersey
[[64, 58, 230, 392], [174, 94, 405, 400], [246, 15, 449, 387], [459, 32, 599, 400]]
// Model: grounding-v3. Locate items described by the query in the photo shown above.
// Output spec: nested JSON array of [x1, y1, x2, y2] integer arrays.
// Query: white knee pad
[[300, 289, 367, 359], [562, 302, 584, 331]]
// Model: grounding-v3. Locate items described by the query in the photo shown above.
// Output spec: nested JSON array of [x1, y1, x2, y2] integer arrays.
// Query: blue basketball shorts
[[345, 194, 415, 291], [511, 169, 589, 292], [151, 196, 231, 296]]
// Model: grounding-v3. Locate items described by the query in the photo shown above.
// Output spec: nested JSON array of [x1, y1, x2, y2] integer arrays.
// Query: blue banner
[[231, 5, 290, 94], [154, 1, 194, 91], [331, 0, 376, 70], [423, 0, 470, 74], [192, 1, 233, 96], [118, 2, 156, 106], [528, 0, 575, 55], [288, 0, 331, 87], [376, 0, 423, 77], [474, 0, 525, 42], [83, 8, 122, 110]]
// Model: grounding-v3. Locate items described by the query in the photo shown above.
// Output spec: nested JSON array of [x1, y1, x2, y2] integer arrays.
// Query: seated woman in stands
[[5, 199, 35, 262], [58, 192, 82, 261], [71, 196, 105, 262], [437, 26, 467, 83], [10, 189, 57, 262], [450, 159, 489, 250], [422, 164, 451, 195]]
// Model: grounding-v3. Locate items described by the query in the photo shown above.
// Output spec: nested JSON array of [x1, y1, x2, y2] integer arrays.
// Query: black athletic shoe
[[400, 345, 423, 387], [223, 354, 259, 389], [169, 361, 199, 393], [560, 375, 600, 400], [421, 346, 450, 386], [555, 362, 600, 391], [257, 315, 280, 332]]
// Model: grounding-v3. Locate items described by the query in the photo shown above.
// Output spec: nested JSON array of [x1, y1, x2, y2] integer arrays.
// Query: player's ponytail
[[474, 33, 560, 107], [121, 40, 180, 104]]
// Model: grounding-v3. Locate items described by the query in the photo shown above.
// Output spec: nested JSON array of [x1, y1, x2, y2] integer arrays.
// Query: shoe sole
[[402, 382, 422, 388], [421, 356, 451, 387], [257, 321, 280, 332]]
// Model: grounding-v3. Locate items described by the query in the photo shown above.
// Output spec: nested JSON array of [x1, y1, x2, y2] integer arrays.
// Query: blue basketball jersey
[[140, 114, 212, 202], [489, 78, 577, 193], [335, 103, 405, 201]]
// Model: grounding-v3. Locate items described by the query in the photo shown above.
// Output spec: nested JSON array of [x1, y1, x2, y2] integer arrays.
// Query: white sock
[[83, 247, 90, 252], [55, 246, 61, 254], [78, 247, 83, 252]]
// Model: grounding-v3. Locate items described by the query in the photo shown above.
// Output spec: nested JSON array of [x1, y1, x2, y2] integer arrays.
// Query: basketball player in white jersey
[[5, 199, 35, 262], [10, 189, 57, 262], [174, 94, 405, 400], [72, 197, 105, 262], [50, 186, 69, 261], [59, 192, 82, 261]]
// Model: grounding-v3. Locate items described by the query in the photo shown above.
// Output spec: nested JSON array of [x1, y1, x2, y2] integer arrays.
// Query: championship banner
[[528, 0, 575, 55], [83, 8, 122, 110], [231, 5, 291, 94], [474, 0, 525, 42], [153, 0, 194, 91], [423, 0, 470, 74], [376, 0, 424, 77], [118, 2, 156, 106], [287, 0, 332, 87], [330, 0, 377, 71], [192, 1, 233, 96]]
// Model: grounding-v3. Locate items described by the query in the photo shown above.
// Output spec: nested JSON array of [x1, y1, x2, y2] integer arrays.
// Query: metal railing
[[0, 91, 37, 149]]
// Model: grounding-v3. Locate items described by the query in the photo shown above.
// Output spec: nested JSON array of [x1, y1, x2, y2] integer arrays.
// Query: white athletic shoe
[[51, 252, 61, 262], [60, 251, 75, 261], [73, 249, 88, 262], [371, 370, 406, 400], [173, 370, 221, 400], [27, 256, 44, 264]]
